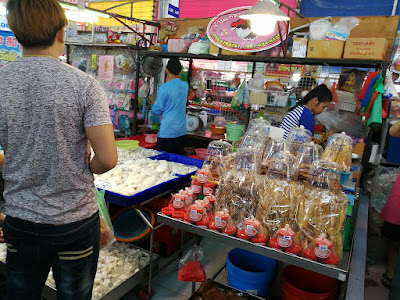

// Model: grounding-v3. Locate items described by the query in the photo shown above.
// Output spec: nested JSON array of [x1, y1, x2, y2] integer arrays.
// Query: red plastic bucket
[[280, 265, 337, 300]]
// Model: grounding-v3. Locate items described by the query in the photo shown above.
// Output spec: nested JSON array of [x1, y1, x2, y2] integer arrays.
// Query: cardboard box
[[292, 37, 308, 58], [343, 38, 388, 60], [250, 92, 267, 105], [307, 40, 345, 59]]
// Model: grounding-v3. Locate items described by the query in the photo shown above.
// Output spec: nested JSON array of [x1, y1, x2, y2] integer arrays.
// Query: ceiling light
[[240, 0, 290, 36]]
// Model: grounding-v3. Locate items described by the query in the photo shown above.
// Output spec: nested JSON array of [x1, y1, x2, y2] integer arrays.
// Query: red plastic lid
[[214, 211, 229, 220], [286, 243, 302, 255], [303, 248, 318, 261], [208, 220, 218, 231], [252, 233, 267, 244], [172, 210, 185, 220], [322, 254, 339, 265], [206, 195, 216, 203], [222, 224, 236, 235], [245, 218, 261, 229], [190, 204, 204, 213], [237, 229, 250, 240], [191, 178, 202, 186], [268, 238, 281, 249], [161, 207, 174, 216], [278, 227, 295, 238], [314, 237, 333, 249]]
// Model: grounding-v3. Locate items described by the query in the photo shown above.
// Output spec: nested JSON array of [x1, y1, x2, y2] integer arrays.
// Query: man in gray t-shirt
[[0, 0, 118, 299]]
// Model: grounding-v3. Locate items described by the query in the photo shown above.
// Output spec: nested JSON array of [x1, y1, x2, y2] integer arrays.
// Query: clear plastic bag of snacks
[[287, 125, 312, 155], [247, 117, 271, 137], [234, 147, 262, 173], [261, 138, 291, 174], [239, 131, 269, 154], [257, 153, 304, 238], [322, 132, 353, 173], [162, 189, 193, 220], [297, 142, 323, 181], [268, 224, 302, 255], [215, 169, 260, 227], [302, 233, 341, 265], [202, 140, 234, 182], [297, 160, 348, 262]]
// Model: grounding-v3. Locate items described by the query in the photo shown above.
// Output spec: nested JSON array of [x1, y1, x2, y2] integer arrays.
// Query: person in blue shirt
[[151, 58, 189, 154], [280, 84, 332, 138]]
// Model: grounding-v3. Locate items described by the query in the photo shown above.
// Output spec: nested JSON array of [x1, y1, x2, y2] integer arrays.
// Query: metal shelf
[[140, 51, 388, 68], [157, 213, 349, 282]]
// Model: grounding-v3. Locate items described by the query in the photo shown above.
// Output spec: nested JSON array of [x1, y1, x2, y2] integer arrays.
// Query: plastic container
[[226, 123, 245, 141], [226, 248, 276, 298], [214, 116, 227, 127], [211, 125, 226, 135], [280, 265, 337, 300], [195, 148, 208, 160], [115, 140, 139, 150]]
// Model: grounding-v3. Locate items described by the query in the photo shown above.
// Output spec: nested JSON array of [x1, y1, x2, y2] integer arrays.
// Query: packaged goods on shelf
[[261, 138, 291, 174], [286, 126, 313, 155], [297, 142, 323, 181], [257, 152, 303, 243], [322, 132, 353, 172], [201, 140, 234, 182], [297, 160, 348, 263]]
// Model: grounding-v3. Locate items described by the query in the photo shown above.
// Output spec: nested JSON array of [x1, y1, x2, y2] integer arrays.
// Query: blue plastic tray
[[104, 154, 203, 207]]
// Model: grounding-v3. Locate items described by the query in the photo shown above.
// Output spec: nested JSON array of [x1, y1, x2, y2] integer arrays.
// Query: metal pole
[[91, 22, 95, 44], [148, 229, 154, 295], [392, 0, 399, 15], [133, 51, 140, 136]]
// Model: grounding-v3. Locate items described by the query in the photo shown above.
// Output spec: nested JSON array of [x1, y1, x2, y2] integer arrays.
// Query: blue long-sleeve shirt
[[280, 106, 314, 138], [151, 78, 188, 138]]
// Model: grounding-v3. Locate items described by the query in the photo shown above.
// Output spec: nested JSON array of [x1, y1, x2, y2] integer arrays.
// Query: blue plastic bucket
[[226, 248, 276, 297]]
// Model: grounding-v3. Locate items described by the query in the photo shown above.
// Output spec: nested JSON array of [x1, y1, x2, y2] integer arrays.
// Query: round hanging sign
[[207, 6, 288, 53]]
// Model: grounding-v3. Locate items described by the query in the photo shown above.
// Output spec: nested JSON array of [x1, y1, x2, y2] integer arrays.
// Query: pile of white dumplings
[[116, 147, 160, 162], [94, 158, 198, 196]]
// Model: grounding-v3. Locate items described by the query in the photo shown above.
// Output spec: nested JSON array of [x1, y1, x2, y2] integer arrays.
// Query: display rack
[[157, 190, 368, 299]]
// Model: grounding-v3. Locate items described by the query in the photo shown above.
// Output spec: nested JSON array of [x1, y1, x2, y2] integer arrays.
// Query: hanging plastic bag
[[231, 80, 250, 110], [95, 188, 116, 248], [326, 17, 360, 41], [384, 71, 399, 100], [248, 73, 265, 92], [177, 245, 206, 282]]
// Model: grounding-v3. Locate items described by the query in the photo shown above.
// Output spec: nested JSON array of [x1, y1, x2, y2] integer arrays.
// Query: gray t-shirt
[[0, 56, 111, 224]]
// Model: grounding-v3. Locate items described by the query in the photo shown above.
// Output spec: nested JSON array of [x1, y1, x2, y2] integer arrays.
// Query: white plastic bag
[[326, 17, 360, 41], [188, 39, 210, 54], [309, 19, 332, 40], [248, 73, 265, 92]]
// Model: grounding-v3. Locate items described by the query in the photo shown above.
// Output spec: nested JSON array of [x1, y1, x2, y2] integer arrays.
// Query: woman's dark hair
[[291, 84, 332, 110], [166, 58, 182, 75]]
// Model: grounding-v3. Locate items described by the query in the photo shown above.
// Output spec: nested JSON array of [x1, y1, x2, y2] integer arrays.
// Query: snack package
[[234, 147, 262, 173], [95, 188, 116, 248], [303, 233, 340, 265], [261, 138, 291, 174], [178, 245, 206, 282], [247, 118, 272, 138], [239, 131, 269, 154], [215, 169, 259, 227], [237, 216, 262, 241], [286, 126, 312, 155], [322, 132, 353, 173], [163, 190, 191, 220], [297, 142, 323, 181], [202, 140, 234, 182], [268, 224, 302, 255], [297, 160, 348, 262], [257, 152, 303, 238]]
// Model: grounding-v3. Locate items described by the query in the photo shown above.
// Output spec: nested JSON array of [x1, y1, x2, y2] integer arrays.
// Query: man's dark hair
[[166, 58, 182, 75]]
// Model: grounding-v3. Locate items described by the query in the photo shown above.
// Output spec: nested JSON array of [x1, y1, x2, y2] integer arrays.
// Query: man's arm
[[390, 121, 400, 137], [151, 85, 166, 115], [85, 124, 117, 174]]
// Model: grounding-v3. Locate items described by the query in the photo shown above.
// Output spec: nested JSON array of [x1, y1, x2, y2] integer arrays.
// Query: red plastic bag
[[177, 245, 206, 282]]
